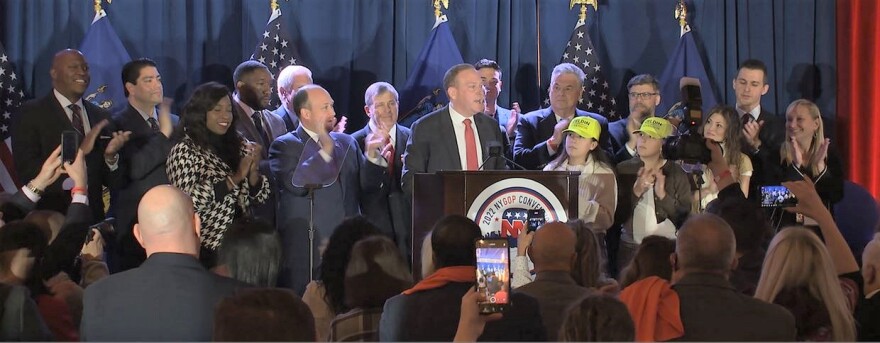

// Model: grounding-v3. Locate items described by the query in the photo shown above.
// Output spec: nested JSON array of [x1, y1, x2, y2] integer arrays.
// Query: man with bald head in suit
[[81, 186, 246, 341]]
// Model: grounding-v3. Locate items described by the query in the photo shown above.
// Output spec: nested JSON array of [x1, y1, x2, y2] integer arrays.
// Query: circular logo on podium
[[467, 178, 568, 244]]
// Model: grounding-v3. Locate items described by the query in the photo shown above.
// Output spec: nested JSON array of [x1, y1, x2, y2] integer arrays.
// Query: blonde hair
[[780, 99, 825, 175], [754, 227, 856, 341]]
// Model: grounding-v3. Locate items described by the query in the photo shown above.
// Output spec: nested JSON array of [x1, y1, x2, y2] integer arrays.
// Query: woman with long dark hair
[[694, 105, 752, 211], [166, 82, 269, 266]]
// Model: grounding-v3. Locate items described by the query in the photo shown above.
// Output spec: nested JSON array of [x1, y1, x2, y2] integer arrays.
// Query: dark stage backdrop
[[2, 0, 835, 138]]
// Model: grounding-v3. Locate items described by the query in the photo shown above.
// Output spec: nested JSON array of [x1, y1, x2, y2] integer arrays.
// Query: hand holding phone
[[475, 238, 510, 314], [61, 131, 79, 164], [760, 185, 798, 208], [526, 209, 546, 233]]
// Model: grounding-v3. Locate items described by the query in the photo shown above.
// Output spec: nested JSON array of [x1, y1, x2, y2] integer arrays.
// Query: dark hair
[[705, 196, 772, 253], [443, 64, 477, 91], [619, 235, 676, 289], [318, 216, 381, 314], [431, 215, 482, 268], [547, 133, 614, 172], [292, 84, 322, 118], [0, 193, 28, 223], [174, 82, 243, 172], [567, 220, 603, 288], [344, 236, 413, 309], [218, 217, 282, 287], [738, 59, 769, 83], [701, 105, 746, 180], [121, 58, 158, 97], [626, 74, 659, 92], [213, 288, 316, 342], [232, 60, 269, 86], [559, 294, 635, 342], [474, 59, 502, 77], [0, 221, 49, 295]]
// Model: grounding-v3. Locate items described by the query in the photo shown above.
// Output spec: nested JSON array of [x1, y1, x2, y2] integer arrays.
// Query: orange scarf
[[402, 266, 475, 295], [619, 276, 684, 342]]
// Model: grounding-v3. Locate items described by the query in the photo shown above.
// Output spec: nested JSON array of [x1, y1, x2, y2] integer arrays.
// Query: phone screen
[[760, 185, 798, 208], [526, 209, 546, 233], [475, 238, 510, 313], [61, 131, 79, 164]]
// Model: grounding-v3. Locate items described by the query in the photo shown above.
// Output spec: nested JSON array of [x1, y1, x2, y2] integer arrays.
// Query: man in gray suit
[[402, 64, 508, 195], [515, 222, 593, 341], [269, 84, 385, 294], [351, 82, 412, 260], [233, 60, 288, 224], [671, 214, 796, 341], [81, 185, 246, 341]]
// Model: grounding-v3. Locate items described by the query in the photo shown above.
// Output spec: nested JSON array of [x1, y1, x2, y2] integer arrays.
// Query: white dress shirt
[[449, 105, 483, 170], [54, 89, 92, 134]]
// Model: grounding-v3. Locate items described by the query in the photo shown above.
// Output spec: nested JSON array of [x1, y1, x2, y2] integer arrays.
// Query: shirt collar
[[867, 288, 880, 299], [448, 104, 473, 124], [736, 104, 761, 120], [53, 88, 84, 111], [132, 104, 157, 122], [234, 95, 256, 117], [301, 125, 320, 143]]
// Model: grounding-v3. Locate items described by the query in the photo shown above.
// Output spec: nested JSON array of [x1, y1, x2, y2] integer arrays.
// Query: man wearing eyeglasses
[[608, 74, 661, 164]]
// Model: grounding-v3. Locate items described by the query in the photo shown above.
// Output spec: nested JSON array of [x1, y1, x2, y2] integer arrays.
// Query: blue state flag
[[398, 16, 464, 128], [656, 31, 719, 119], [80, 10, 131, 114]]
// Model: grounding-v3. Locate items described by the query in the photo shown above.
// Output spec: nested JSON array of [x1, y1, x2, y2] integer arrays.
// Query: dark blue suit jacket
[[272, 105, 300, 133], [351, 124, 412, 256], [269, 126, 384, 293], [513, 107, 610, 170], [607, 118, 635, 164]]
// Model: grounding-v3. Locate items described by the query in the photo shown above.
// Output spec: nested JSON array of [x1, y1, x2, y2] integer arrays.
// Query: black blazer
[[351, 124, 412, 255], [234, 102, 288, 225], [607, 118, 635, 164], [741, 108, 784, 198], [857, 293, 880, 341], [513, 107, 611, 170], [401, 106, 508, 195], [12, 91, 121, 221], [379, 281, 546, 341], [272, 105, 300, 133], [80, 253, 247, 341]]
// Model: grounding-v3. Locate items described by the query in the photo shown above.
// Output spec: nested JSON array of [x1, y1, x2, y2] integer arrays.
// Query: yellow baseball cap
[[633, 117, 674, 139], [563, 117, 602, 141]]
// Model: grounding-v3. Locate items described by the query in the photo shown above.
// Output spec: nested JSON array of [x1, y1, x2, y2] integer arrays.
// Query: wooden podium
[[411, 170, 579, 278]]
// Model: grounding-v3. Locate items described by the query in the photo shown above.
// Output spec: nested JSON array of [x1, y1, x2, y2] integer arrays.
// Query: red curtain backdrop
[[837, 0, 880, 200]]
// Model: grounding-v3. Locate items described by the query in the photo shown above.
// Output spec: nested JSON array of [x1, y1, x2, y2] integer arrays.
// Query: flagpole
[[536, 0, 541, 100]]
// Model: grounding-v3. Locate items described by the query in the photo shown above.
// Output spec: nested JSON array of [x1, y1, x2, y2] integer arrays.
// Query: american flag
[[251, 8, 303, 108], [557, 20, 619, 121], [0, 42, 22, 193]]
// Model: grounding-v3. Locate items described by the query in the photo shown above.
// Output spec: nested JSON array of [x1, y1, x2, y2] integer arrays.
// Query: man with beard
[[269, 84, 385, 293], [233, 61, 287, 224], [608, 74, 662, 164], [111, 58, 178, 270]]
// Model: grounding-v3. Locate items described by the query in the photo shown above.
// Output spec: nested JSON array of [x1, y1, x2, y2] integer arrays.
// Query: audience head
[[755, 227, 856, 341], [122, 58, 163, 109], [627, 74, 660, 120], [178, 81, 243, 170], [24, 210, 65, 244], [430, 215, 483, 269], [705, 196, 772, 256], [567, 220, 604, 288], [864, 233, 880, 296], [318, 216, 380, 314], [420, 231, 435, 278], [277, 65, 313, 109], [443, 64, 485, 116], [218, 217, 282, 287], [133, 185, 201, 258], [733, 59, 769, 111], [549, 63, 586, 115], [474, 59, 502, 105], [701, 105, 745, 177], [0, 194, 28, 226], [619, 235, 676, 289], [292, 84, 336, 132], [559, 294, 635, 342], [528, 222, 577, 273], [233, 60, 272, 111], [363, 81, 400, 130], [0, 221, 47, 285], [213, 288, 316, 342], [344, 236, 413, 309], [672, 214, 736, 279], [781, 99, 826, 174], [634, 117, 674, 159], [50, 49, 90, 101]]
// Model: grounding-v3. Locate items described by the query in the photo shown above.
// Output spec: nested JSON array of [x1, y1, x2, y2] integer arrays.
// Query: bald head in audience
[[528, 222, 577, 272], [672, 214, 737, 281], [132, 185, 201, 257]]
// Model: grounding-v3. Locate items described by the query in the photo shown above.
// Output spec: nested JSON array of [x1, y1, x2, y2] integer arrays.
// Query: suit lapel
[[123, 105, 152, 136], [438, 107, 463, 170], [46, 94, 75, 132], [538, 109, 557, 139], [235, 101, 261, 144], [474, 114, 496, 158]]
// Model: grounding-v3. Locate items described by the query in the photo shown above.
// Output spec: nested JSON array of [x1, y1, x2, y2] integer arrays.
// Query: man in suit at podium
[[513, 63, 610, 170], [274, 65, 313, 132], [351, 82, 413, 259], [269, 84, 385, 294], [402, 64, 508, 195]]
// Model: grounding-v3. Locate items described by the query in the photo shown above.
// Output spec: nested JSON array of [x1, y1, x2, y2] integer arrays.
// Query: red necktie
[[68, 104, 85, 135], [387, 144, 396, 175], [464, 118, 478, 170]]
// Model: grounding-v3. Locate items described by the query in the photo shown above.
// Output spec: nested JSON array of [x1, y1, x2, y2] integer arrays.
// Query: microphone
[[478, 142, 527, 170]]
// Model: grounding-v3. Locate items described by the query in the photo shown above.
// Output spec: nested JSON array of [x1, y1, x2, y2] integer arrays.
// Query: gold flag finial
[[271, 0, 278, 11], [674, 0, 691, 35], [94, 0, 110, 15], [569, 0, 597, 25], [434, 0, 449, 19]]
